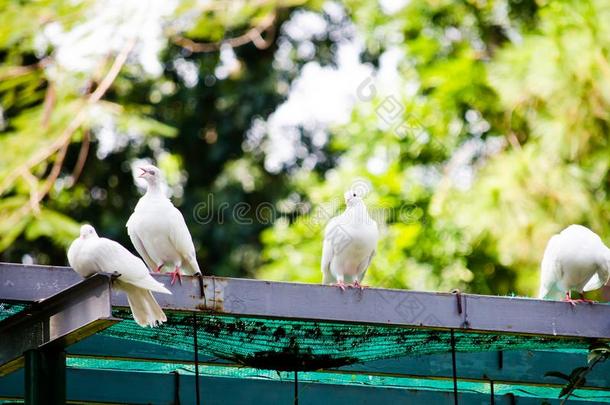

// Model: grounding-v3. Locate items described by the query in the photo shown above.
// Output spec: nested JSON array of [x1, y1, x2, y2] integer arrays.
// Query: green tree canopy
[[1, 0, 609, 298]]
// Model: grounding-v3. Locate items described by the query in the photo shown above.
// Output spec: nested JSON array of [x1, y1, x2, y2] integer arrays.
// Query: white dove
[[67, 224, 171, 327], [539, 224, 610, 304], [127, 165, 203, 287], [321, 186, 379, 290]]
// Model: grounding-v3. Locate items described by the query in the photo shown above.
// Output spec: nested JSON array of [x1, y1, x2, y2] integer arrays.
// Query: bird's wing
[[127, 218, 158, 271], [583, 273, 604, 292], [321, 238, 335, 284], [354, 214, 378, 283], [114, 280, 167, 327], [583, 253, 610, 291], [67, 238, 98, 278], [321, 217, 341, 284], [356, 249, 375, 282], [89, 238, 170, 294], [539, 234, 562, 299], [67, 238, 81, 269], [168, 206, 201, 275]]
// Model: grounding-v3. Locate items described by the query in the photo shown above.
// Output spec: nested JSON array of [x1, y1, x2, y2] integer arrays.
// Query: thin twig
[[0, 38, 136, 197], [21, 171, 41, 215], [41, 82, 56, 128], [173, 12, 276, 53], [70, 129, 90, 185], [0, 38, 137, 235], [506, 132, 522, 150], [16, 137, 69, 219], [89, 38, 136, 100], [0, 58, 50, 81], [39, 139, 70, 199]]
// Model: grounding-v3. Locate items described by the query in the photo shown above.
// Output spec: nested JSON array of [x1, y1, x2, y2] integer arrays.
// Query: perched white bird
[[321, 186, 379, 290], [539, 224, 610, 304], [67, 224, 171, 327], [127, 165, 202, 286]]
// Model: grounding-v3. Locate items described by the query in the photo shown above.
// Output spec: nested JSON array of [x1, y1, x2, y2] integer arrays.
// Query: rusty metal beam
[[0, 272, 118, 376], [2, 263, 610, 340]]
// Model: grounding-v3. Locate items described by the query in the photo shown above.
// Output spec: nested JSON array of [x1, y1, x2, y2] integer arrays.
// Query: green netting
[[65, 357, 610, 402], [3, 302, 609, 402], [0, 303, 27, 321], [0, 303, 594, 372], [99, 309, 591, 372]]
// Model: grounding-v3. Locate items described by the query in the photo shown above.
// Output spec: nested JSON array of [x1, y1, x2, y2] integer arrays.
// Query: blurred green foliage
[[1, 0, 609, 297]]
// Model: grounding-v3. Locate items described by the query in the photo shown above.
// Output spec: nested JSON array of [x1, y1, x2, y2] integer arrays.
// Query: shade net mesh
[[0, 303, 28, 320], [3, 302, 610, 402], [0, 303, 593, 372], [57, 358, 610, 402], [96, 308, 592, 371]]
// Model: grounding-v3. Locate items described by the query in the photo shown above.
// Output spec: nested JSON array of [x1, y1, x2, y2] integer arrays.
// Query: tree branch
[[41, 82, 56, 128], [21, 170, 42, 215], [173, 12, 277, 53], [39, 137, 70, 200], [0, 58, 50, 81], [0, 38, 136, 198], [70, 129, 90, 186]]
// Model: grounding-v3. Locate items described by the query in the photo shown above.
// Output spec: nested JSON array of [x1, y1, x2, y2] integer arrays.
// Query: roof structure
[[1, 262, 610, 404]]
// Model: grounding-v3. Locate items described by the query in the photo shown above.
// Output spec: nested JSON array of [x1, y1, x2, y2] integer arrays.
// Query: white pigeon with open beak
[[321, 185, 379, 290], [539, 224, 610, 304], [67, 224, 171, 327], [127, 165, 203, 287]]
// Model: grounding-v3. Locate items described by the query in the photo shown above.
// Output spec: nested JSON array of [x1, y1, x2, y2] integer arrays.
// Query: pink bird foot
[[571, 298, 596, 305], [350, 280, 367, 290], [154, 264, 163, 273], [169, 266, 182, 285], [562, 292, 595, 306], [563, 292, 577, 307], [332, 281, 346, 291]]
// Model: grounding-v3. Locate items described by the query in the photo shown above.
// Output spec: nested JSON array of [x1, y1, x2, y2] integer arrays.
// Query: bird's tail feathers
[[583, 273, 604, 292], [183, 255, 202, 276], [133, 275, 171, 294], [115, 281, 167, 327]]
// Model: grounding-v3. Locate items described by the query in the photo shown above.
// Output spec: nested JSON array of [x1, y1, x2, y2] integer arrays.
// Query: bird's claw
[[169, 267, 182, 285], [333, 281, 346, 291], [350, 280, 366, 290], [563, 292, 596, 306], [580, 298, 596, 304], [565, 299, 577, 307], [154, 264, 163, 273], [567, 298, 596, 305]]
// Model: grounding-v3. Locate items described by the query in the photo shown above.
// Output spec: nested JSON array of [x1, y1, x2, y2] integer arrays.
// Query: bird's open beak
[[137, 167, 147, 178]]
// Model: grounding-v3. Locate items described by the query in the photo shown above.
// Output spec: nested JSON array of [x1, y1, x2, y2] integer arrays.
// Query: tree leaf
[[544, 371, 570, 381]]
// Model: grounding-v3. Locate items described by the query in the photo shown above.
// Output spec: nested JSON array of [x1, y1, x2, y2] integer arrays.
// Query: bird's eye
[[353, 193, 356, 197]]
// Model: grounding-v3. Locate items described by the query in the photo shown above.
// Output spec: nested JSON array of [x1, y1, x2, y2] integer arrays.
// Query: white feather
[[67, 225, 170, 327], [538, 224, 610, 299], [321, 191, 379, 284], [115, 282, 167, 327], [127, 166, 201, 276]]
